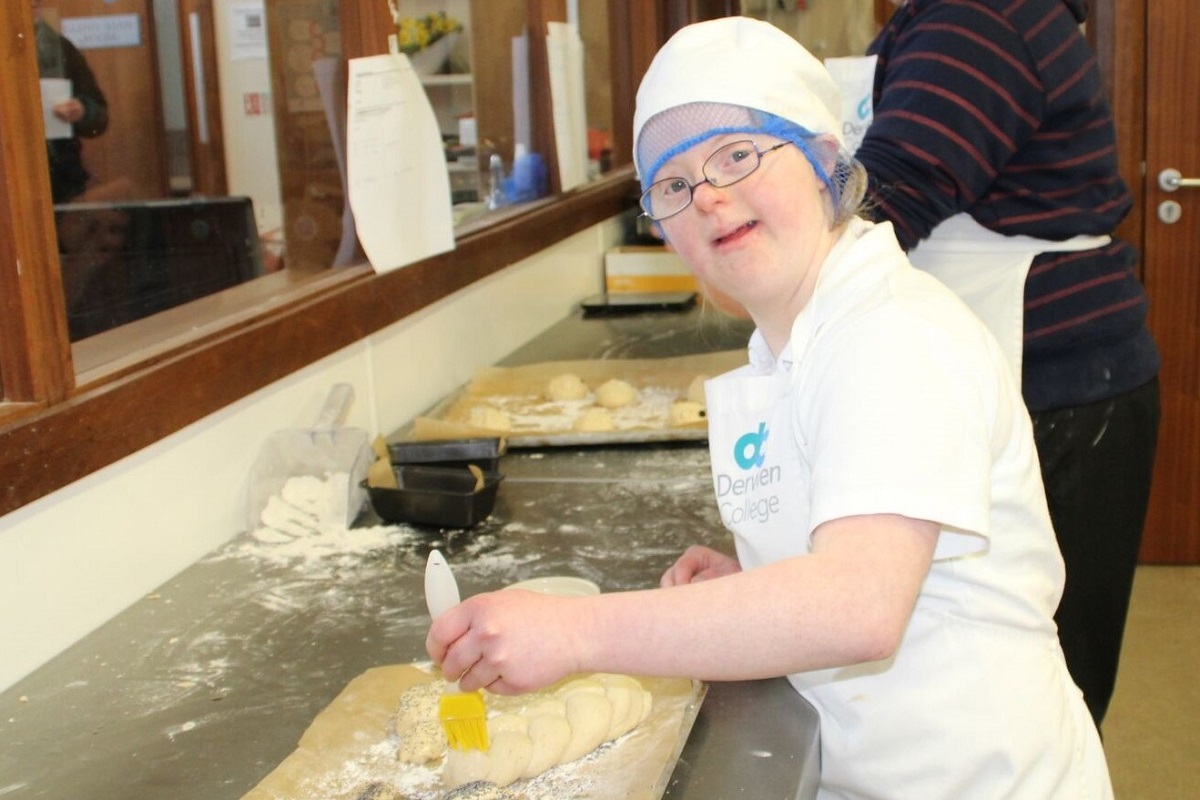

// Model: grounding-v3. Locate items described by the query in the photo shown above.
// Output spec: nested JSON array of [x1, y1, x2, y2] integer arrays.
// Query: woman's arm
[[857, 2, 1043, 248], [427, 513, 938, 695]]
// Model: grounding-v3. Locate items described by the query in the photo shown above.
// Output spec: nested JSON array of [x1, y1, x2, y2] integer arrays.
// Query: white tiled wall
[[0, 218, 618, 693]]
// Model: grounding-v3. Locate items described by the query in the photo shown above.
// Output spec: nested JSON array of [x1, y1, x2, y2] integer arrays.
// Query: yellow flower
[[395, 11, 462, 55]]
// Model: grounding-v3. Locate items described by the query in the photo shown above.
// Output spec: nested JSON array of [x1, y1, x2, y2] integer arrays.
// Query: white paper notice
[[40, 78, 72, 140], [511, 33, 531, 156], [546, 22, 588, 192], [228, 1, 268, 62], [346, 54, 454, 274]]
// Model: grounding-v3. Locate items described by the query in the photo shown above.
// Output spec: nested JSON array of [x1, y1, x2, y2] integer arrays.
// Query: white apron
[[703, 354, 1112, 799], [902, 215, 1108, 387]]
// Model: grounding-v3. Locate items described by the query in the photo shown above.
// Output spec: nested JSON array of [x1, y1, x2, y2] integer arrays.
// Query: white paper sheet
[[546, 22, 588, 191], [228, 1, 268, 62], [346, 54, 454, 274], [313, 57, 360, 267], [40, 78, 72, 140], [511, 32, 531, 156]]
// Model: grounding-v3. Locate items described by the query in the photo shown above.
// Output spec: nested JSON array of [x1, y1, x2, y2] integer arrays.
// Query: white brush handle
[[424, 549, 461, 618]]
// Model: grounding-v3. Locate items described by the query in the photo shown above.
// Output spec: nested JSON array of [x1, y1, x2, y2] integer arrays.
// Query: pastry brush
[[424, 549, 489, 751]]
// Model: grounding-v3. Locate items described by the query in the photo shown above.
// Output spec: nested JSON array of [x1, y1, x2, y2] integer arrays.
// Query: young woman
[[428, 17, 1113, 798]]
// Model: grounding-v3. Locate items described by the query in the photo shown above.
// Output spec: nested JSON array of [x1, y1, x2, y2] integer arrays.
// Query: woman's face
[[655, 133, 840, 327]]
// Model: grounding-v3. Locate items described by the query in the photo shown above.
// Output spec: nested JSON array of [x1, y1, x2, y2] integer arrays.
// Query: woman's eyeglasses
[[639, 140, 790, 221]]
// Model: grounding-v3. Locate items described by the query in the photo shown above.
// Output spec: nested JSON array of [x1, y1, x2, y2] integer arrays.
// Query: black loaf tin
[[365, 465, 504, 528], [386, 437, 507, 472]]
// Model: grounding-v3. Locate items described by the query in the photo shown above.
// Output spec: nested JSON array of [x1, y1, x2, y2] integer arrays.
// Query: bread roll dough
[[555, 676, 606, 697], [574, 406, 615, 432], [394, 672, 654, 789], [522, 713, 572, 778], [668, 400, 706, 426], [596, 673, 648, 739], [485, 730, 534, 786], [487, 713, 528, 736], [594, 379, 638, 409], [468, 406, 513, 432], [393, 681, 441, 736], [444, 747, 491, 787], [560, 691, 614, 764], [522, 696, 567, 717], [396, 719, 445, 763], [546, 373, 589, 401], [686, 374, 709, 405]]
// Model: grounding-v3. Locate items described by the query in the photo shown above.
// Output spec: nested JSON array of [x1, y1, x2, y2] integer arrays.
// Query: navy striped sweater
[[858, 0, 1159, 411]]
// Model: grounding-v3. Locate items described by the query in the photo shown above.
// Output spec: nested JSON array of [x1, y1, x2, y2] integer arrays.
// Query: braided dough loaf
[[393, 673, 654, 789]]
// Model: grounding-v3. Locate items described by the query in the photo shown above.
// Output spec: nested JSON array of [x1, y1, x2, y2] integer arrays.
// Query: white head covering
[[634, 17, 844, 186]]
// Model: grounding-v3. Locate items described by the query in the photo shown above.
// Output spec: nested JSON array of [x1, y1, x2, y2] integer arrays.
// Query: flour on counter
[[229, 471, 424, 568]]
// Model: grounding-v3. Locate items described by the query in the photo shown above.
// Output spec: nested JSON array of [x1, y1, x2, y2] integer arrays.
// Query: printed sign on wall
[[61, 13, 141, 50]]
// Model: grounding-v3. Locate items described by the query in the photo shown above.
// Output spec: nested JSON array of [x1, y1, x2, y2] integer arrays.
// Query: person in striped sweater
[[856, 0, 1161, 727]]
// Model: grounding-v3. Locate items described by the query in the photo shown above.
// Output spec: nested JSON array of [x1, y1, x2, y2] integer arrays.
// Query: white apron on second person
[[904, 214, 1109, 386]]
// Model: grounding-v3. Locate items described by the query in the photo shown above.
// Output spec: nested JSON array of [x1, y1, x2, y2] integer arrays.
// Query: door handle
[[1158, 168, 1200, 192]]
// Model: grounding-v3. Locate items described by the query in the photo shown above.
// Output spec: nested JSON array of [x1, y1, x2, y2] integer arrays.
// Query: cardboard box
[[604, 246, 696, 293]]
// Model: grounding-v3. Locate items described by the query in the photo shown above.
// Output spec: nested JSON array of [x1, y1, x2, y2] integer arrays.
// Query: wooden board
[[241, 663, 706, 800], [408, 350, 747, 447]]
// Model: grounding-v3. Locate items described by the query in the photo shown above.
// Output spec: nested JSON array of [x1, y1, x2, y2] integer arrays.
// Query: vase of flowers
[[392, 10, 463, 75]]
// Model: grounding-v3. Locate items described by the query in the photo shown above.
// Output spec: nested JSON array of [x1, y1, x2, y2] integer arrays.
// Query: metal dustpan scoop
[[246, 383, 373, 533]]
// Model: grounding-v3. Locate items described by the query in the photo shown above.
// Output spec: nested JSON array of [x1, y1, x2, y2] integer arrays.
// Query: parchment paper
[[409, 351, 747, 447], [240, 663, 706, 800]]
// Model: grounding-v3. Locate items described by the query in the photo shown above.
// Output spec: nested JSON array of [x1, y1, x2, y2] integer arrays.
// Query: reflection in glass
[[740, 0, 877, 60], [30, 0, 622, 345], [56, 198, 265, 340]]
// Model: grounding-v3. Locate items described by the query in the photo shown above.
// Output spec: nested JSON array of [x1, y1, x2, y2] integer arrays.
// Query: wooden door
[[1140, 0, 1200, 563], [178, 0, 227, 196], [45, 0, 167, 200]]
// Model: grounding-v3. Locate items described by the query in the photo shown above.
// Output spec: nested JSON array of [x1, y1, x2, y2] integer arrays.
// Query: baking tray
[[406, 350, 747, 448], [364, 466, 504, 528], [239, 663, 707, 800]]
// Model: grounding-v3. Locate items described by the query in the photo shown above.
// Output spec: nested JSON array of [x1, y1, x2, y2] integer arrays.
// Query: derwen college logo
[[718, 421, 783, 524]]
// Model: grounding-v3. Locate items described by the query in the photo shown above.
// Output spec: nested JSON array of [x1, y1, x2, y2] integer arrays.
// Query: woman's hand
[[426, 590, 586, 695], [660, 545, 741, 587], [52, 98, 85, 124]]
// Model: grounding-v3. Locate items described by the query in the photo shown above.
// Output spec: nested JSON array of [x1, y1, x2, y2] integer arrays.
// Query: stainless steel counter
[[0, 305, 819, 799]]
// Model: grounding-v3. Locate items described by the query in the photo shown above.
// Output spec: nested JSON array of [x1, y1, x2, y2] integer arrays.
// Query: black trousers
[[1032, 377, 1161, 727]]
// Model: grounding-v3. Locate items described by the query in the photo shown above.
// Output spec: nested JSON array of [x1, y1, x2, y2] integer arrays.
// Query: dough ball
[[555, 676, 606, 698], [546, 372, 589, 401], [396, 719, 445, 763], [574, 407, 615, 432], [523, 696, 567, 717], [600, 686, 634, 740], [444, 747, 492, 788], [485, 730, 534, 787], [522, 713, 572, 778], [468, 405, 513, 432], [637, 686, 654, 724], [594, 379, 638, 409], [560, 691, 613, 764], [686, 374, 709, 405], [596, 674, 649, 739], [487, 713, 529, 737], [392, 682, 441, 734], [668, 400, 706, 426]]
